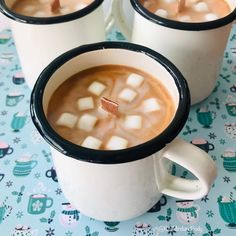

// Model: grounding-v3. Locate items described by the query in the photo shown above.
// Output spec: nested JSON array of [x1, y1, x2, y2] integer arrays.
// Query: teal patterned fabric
[[0, 24, 236, 236]]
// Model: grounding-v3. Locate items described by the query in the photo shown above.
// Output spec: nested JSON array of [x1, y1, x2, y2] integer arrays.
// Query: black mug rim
[[30, 41, 190, 164], [131, 0, 236, 31], [0, 0, 104, 25]]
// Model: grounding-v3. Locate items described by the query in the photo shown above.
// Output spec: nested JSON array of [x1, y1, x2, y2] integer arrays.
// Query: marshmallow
[[33, 11, 47, 17], [106, 136, 128, 150], [76, 3, 88, 11], [204, 13, 218, 21], [194, 2, 209, 12], [56, 113, 78, 129], [143, 98, 160, 112], [59, 7, 71, 15], [178, 15, 192, 22], [23, 6, 36, 12], [163, 0, 176, 3], [88, 81, 106, 96], [118, 88, 137, 102], [81, 136, 102, 149], [222, 197, 231, 203], [126, 74, 145, 88], [77, 114, 98, 132], [155, 9, 168, 18], [77, 97, 94, 111], [124, 115, 142, 129]]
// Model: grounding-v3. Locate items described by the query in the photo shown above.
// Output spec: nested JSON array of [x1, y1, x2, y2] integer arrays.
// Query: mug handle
[[230, 86, 236, 93], [46, 169, 52, 178], [208, 143, 215, 151], [46, 197, 53, 208], [155, 138, 217, 200], [30, 160, 38, 169], [7, 147, 13, 155], [104, 1, 115, 33], [19, 95, 24, 101], [111, 0, 132, 40]]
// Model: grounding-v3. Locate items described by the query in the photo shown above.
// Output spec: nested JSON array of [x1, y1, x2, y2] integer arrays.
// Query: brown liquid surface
[[11, 0, 94, 17], [47, 65, 176, 150], [139, 0, 231, 22]]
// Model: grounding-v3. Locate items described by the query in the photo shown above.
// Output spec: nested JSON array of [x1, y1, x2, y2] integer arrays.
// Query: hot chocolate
[[139, 0, 231, 22], [11, 0, 94, 17], [47, 65, 176, 150]]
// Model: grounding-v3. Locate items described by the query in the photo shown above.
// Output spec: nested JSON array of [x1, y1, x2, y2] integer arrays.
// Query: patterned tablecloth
[[0, 21, 236, 236]]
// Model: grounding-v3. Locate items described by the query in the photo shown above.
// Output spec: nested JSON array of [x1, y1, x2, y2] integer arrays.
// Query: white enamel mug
[[30, 42, 217, 221], [0, 0, 112, 89], [112, 0, 236, 104]]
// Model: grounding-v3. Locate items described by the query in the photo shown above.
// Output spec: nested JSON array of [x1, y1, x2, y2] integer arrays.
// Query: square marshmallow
[[143, 98, 160, 112], [81, 136, 102, 149], [124, 115, 142, 129], [193, 2, 209, 12], [126, 74, 145, 88], [118, 88, 137, 102], [76, 3, 88, 11], [77, 97, 94, 111], [56, 113, 78, 129], [88, 81, 106, 96], [77, 114, 98, 132], [155, 9, 168, 18], [204, 13, 218, 21], [106, 136, 128, 150]]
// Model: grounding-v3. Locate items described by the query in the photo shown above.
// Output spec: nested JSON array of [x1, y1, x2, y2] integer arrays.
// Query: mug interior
[[43, 48, 180, 113], [31, 42, 190, 164], [131, 0, 236, 31], [0, 0, 104, 24]]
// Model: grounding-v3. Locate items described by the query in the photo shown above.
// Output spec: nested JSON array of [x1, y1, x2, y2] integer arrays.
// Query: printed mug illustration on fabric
[[191, 138, 214, 153], [218, 194, 236, 228], [221, 148, 236, 172], [11, 111, 30, 132], [225, 95, 236, 116], [0, 197, 12, 224], [11, 225, 38, 236], [230, 84, 236, 93], [12, 71, 25, 85], [0, 140, 14, 158], [196, 107, 216, 128], [224, 123, 236, 139], [13, 155, 38, 177], [148, 196, 167, 213], [5, 92, 24, 107], [27, 194, 53, 215], [176, 200, 200, 224], [45, 167, 58, 182], [132, 223, 154, 236], [59, 203, 80, 227], [0, 32, 11, 45], [104, 221, 120, 232]]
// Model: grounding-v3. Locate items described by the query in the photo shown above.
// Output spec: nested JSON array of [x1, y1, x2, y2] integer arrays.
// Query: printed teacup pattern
[[0, 24, 236, 235]]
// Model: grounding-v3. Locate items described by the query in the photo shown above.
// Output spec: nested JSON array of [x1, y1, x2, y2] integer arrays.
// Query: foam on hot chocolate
[[140, 0, 231, 22], [11, 0, 94, 17], [47, 65, 176, 150]]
